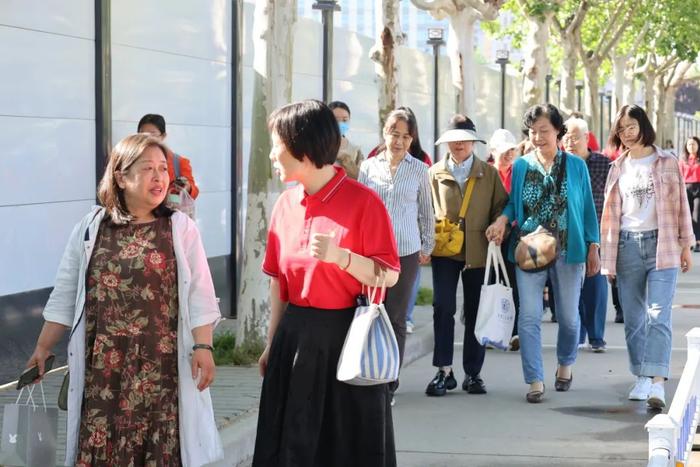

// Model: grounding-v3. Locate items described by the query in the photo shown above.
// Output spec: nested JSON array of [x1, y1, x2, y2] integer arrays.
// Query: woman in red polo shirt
[[252, 100, 401, 467]]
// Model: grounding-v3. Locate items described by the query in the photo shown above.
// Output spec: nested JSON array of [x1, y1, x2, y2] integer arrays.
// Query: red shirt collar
[[298, 167, 348, 205]]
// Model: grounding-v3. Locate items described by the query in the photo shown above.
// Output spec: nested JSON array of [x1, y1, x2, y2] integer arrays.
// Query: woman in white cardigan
[[26, 134, 223, 467]]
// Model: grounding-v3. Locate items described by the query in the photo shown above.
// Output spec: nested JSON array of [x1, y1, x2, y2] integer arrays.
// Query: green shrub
[[415, 287, 433, 306], [212, 332, 265, 366]]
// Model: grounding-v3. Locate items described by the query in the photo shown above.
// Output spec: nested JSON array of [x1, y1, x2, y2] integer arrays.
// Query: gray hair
[[565, 117, 589, 135]]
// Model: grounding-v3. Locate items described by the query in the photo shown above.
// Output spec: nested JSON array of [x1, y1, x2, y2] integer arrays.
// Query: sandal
[[555, 371, 573, 392], [526, 383, 545, 403]]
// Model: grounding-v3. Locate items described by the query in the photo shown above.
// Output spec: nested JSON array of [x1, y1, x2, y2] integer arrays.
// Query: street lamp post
[[313, 0, 341, 103], [598, 91, 605, 145], [545, 74, 553, 104], [576, 81, 584, 112], [427, 28, 445, 160], [496, 49, 510, 129]]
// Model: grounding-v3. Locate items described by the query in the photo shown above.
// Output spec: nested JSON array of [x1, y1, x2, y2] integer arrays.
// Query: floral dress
[[77, 217, 181, 467]]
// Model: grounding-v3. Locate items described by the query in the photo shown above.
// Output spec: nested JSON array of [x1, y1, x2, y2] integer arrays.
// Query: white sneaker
[[647, 382, 666, 409], [628, 376, 652, 401], [406, 321, 414, 334]]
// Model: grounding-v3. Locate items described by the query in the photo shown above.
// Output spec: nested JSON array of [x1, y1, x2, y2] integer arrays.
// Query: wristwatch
[[192, 344, 214, 352], [588, 242, 600, 249]]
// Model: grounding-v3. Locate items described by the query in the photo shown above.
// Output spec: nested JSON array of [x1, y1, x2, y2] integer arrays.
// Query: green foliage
[[213, 332, 265, 366], [415, 287, 433, 306]]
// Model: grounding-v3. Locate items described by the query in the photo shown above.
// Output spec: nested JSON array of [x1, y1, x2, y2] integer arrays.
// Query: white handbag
[[474, 242, 516, 351], [337, 274, 400, 386]]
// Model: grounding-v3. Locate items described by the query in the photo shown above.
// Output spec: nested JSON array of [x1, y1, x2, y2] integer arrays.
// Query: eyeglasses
[[562, 134, 582, 143], [617, 124, 639, 135]]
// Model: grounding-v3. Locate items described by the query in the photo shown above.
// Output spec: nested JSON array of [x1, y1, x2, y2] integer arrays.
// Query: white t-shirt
[[618, 153, 658, 231]]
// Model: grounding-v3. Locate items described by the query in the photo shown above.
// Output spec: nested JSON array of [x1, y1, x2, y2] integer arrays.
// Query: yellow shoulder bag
[[432, 177, 476, 257]]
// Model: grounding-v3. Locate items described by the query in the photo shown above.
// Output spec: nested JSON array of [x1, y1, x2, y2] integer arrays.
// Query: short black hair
[[608, 104, 656, 150], [137, 114, 166, 134], [268, 100, 340, 168], [328, 101, 351, 116], [523, 104, 566, 140]]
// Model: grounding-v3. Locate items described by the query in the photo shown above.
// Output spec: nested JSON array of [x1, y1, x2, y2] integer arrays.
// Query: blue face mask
[[338, 121, 350, 137]]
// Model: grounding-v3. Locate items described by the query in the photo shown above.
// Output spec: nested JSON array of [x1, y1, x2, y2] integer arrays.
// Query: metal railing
[[646, 328, 700, 467]]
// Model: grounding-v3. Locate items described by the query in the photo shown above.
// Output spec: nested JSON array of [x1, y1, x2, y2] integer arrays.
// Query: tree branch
[[464, 0, 504, 21], [409, 0, 455, 17], [593, 0, 630, 59], [567, 0, 589, 35]]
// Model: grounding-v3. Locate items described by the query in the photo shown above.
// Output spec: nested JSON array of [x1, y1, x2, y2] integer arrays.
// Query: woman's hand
[[607, 274, 616, 284], [310, 231, 344, 265], [191, 349, 216, 391], [25, 345, 54, 382], [418, 253, 431, 265], [485, 216, 508, 245], [586, 245, 601, 277], [258, 345, 270, 378], [681, 246, 692, 273]]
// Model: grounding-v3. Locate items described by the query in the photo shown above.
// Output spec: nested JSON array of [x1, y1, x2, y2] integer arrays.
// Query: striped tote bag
[[337, 278, 400, 386]]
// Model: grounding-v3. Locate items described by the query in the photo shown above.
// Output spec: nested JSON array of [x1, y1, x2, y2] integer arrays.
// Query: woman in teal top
[[486, 104, 600, 403]]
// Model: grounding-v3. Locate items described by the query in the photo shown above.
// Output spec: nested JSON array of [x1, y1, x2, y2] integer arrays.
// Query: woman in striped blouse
[[359, 109, 435, 402]]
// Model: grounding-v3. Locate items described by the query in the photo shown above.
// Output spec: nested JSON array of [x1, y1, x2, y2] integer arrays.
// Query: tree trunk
[[583, 63, 599, 125], [370, 0, 402, 134], [558, 38, 577, 114], [660, 86, 676, 147], [622, 74, 636, 107], [644, 73, 656, 118], [522, 14, 551, 107], [237, 0, 296, 347], [447, 8, 479, 116], [653, 74, 666, 133], [612, 53, 627, 116]]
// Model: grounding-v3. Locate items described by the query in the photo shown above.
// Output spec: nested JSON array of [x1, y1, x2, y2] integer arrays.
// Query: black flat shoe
[[526, 384, 545, 403], [462, 374, 487, 394], [425, 370, 457, 397], [554, 371, 573, 392]]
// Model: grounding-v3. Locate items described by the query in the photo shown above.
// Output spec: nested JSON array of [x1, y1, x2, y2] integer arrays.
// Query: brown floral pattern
[[78, 217, 181, 467]]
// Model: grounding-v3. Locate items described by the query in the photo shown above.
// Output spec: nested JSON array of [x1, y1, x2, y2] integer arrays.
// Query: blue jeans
[[578, 272, 608, 346], [616, 230, 678, 378], [516, 256, 585, 384], [406, 268, 421, 324]]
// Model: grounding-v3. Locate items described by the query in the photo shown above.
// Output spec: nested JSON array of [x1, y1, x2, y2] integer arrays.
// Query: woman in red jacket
[[680, 136, 700, 252]]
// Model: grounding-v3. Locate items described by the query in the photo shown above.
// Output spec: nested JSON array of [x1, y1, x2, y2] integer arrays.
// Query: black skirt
[[252, 304, 396, 467]]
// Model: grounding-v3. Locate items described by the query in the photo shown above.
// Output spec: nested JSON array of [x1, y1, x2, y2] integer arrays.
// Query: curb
[[210, 324, 434, 466]]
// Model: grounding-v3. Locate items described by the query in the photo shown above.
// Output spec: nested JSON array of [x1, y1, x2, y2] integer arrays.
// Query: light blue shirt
[[446, 153, 475, 192]]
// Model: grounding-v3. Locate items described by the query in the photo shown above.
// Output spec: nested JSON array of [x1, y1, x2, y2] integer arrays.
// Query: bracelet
[[192, 344, 214, 352], [340, 249, 352, 270]]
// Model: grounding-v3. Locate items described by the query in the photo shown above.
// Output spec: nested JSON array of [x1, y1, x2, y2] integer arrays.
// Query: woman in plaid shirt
[[600, 105, 694, 409]]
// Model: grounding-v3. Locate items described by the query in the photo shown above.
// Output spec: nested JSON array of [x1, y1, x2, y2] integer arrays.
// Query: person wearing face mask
[[328, 101, 364, 179], [358, 109, 435, 404], [137, 114, 199, 200], [425, 115, 508, 397], [600, 105, 694, 409], [562, 117, 611, 354]]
